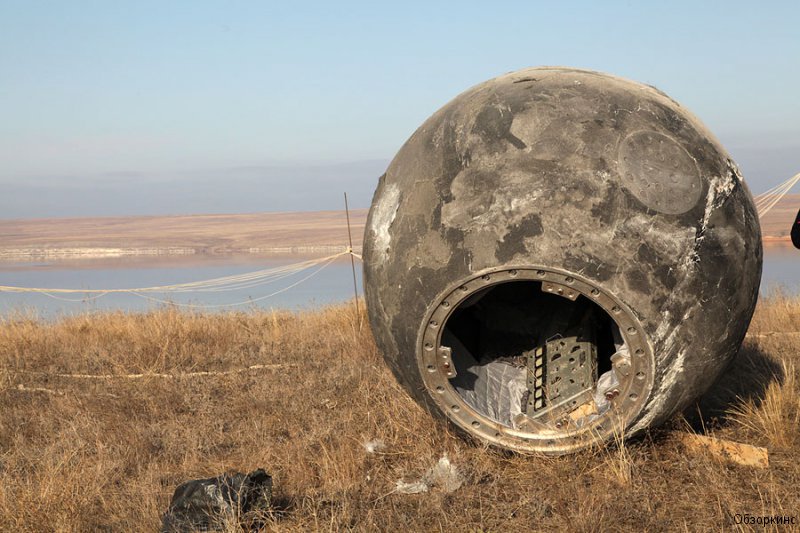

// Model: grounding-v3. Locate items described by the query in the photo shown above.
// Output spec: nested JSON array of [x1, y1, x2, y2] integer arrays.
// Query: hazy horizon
[[0, 159, 387, 219], [1, 139, 797, 220]]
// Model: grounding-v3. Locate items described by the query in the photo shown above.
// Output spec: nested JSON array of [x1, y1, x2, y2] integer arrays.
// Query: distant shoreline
[[0, 209, 368, 263], [0, 245, 359, 262], [0, 201, 795, 263]]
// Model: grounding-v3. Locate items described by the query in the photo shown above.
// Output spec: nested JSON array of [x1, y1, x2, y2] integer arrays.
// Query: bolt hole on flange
[[419, 267, 654, 454]]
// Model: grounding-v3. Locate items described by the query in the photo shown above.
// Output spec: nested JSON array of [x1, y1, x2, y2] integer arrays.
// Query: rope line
[[127, 254, 340, 309], [753, 172, 800, 218], [11, 363, 296, 380], [0, 249, 363, 309], [0, 251, 348, 294]]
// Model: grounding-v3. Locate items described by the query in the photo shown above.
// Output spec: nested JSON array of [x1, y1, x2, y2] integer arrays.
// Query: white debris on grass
[[394, 479, 430, 494], [395, 455, 465, 494], [424, 455, 464, 492], [363, 439, 386, 454]]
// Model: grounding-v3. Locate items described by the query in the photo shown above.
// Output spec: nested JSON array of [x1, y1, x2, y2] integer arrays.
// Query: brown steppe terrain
[[0, 294, 798, 531], [0, 210, 368, 260], [0, 194, 796, 261]]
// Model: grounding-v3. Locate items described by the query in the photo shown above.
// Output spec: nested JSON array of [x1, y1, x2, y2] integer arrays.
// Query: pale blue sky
[[1, 1, 798, 217]]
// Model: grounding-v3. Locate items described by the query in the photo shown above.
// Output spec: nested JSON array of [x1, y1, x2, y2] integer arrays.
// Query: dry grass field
[[0, 294, 798, 531]]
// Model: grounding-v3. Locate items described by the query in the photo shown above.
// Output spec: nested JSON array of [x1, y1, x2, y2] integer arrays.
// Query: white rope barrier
[[8, 363, 299, 394], [127, 254, 341, 309], [0, 248, 363, 309], [12, 363, 296, 380], [753, 172, 800, 218]]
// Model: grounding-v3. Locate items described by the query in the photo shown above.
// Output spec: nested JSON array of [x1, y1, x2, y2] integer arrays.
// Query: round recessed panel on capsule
[[618, 130, 702, 215]]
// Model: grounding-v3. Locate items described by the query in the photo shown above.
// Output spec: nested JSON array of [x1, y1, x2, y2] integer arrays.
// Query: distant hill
[[0, 194, 796, 261], [0, 210, 367, 261]]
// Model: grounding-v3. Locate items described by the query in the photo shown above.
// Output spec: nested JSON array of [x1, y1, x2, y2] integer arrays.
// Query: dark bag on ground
[[161, 469, 272, 532], [792, 208, 800, 249]]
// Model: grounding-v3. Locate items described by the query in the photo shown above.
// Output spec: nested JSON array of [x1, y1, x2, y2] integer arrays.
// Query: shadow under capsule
[[682, 341, 785, 433]]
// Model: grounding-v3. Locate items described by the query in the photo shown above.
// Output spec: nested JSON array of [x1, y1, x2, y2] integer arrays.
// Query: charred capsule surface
[[364, 67, 762, 454]]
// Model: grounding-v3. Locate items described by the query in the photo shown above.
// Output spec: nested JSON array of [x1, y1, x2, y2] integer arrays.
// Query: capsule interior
[[441, 280, 625, 431]]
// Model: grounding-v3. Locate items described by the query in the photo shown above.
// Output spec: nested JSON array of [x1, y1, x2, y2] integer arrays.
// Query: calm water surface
[[0, 249, 796, 319], [762, 245, 799, 293]]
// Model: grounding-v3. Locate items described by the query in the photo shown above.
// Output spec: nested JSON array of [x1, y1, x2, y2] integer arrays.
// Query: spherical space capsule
[[363, 67, 762, 454]]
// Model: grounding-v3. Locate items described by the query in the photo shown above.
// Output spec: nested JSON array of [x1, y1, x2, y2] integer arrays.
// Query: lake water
[[0, 248, 796, 319]]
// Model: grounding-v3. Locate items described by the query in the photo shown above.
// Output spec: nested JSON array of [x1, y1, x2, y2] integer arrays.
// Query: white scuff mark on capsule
[[370, 183, 401, 262], [632, 173, 725, 432], [678, 171, 737, 271], [698, 173, 737, 245], [630, 352, 689, 434], [630, 304, 697, 434], [726, 159, 744, 185]]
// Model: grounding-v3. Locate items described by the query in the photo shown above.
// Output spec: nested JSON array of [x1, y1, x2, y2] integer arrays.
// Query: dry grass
[[0, 294, 798, 531]]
